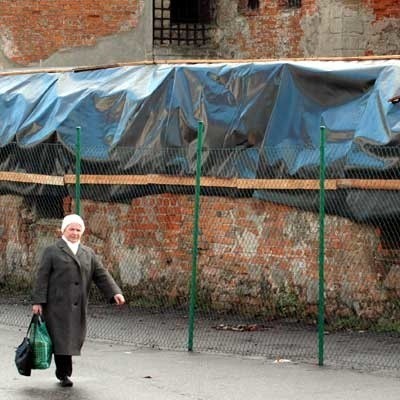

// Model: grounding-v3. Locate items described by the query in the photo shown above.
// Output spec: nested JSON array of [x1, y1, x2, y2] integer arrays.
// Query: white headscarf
[[61, 214, 85, 233]]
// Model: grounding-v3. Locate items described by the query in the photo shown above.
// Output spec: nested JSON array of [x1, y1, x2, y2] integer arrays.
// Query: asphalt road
[[2, 324, 400, 400]]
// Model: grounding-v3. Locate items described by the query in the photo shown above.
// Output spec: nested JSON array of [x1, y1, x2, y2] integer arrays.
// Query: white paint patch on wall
[[0, 27, 19, 59], [119, 246, 159, 286], [228, 211, 266, 254], [5, 241, 28, 280]]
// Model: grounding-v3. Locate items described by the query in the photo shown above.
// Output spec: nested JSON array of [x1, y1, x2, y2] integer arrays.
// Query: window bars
[[153, 0, 212, 46], [287, 0, 301, 7]]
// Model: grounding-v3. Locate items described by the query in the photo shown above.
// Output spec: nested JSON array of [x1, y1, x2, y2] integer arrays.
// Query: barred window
[[153, 0, 212, 46], [287, 0, 301, 7], [170, 0, 212, 23]]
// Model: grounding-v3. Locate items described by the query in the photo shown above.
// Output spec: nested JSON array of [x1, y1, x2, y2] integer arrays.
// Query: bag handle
[[26, 314, 36, 336], [28, 314, 45, 336]]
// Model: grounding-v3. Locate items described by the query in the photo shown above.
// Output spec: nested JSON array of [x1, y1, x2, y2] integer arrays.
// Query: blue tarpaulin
[[1, 60, 400, 220]]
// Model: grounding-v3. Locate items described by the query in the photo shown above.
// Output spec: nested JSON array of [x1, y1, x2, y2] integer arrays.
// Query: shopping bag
[[15, 315, 35, 376], [30, 314, 53, 369], [15, 337, 33, 376]]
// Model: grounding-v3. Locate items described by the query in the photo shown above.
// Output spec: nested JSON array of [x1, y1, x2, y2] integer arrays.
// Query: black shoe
[[59, 377, 73, 387]]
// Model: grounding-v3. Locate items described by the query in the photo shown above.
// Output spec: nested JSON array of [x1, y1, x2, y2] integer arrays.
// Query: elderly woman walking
[[32, 214, 125, 387]]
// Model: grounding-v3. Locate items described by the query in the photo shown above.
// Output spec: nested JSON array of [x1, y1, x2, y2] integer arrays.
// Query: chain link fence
[[1, 138, 400, 374]]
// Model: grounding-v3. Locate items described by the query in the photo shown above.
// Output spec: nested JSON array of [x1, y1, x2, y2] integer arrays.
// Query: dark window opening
[[153, 0, 212, 46], [287, 0, 301, 7], [247, 0, 259, 10], [170, 0, 211, 23]]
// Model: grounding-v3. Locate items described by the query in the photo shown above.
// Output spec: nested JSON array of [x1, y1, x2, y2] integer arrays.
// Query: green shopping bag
[[29, 314, 53, 369]]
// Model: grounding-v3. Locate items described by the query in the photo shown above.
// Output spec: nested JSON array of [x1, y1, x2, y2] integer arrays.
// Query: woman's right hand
[[32, 304, 42, 315]]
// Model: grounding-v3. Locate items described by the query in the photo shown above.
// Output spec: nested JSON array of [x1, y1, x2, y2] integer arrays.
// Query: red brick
[[0, 0, 142, 65]]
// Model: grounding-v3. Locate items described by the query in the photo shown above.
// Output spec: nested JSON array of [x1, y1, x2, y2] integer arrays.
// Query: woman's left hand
[[113, 294, 125, 305]]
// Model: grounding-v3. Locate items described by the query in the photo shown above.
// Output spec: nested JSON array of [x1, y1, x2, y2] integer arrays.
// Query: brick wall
[[1, 193, 399, 322], [213, 0, 400, 59], [1, 0, 399, 68], [0, 0, 145, 67]]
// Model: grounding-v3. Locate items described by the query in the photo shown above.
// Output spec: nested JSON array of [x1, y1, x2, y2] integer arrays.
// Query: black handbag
[[15, 315, 35, 376]]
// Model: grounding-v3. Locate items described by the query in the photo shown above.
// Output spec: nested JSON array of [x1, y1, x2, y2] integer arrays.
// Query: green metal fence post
[[188, 121, 204, 351], [75, 126, 81, 216], [318, 125, 326, 366]]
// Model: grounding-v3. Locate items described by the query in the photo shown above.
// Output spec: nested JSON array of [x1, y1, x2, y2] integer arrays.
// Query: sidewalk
[[1, 324, 399, 400]]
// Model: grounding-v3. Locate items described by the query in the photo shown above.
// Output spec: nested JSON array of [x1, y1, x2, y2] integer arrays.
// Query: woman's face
[[63, 223, 83, 243]]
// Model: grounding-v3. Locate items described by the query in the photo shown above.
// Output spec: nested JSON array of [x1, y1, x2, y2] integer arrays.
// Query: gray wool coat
[[32, 239, 122, 355]]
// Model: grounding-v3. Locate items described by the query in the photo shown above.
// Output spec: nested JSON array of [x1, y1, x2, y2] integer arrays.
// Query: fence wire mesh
[[0, 141, 399, 374]]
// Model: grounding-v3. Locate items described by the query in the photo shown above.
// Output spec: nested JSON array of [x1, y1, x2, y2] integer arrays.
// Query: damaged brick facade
[[0, 0, 399, 68], [1, 194, 399, 322], [211, 0, 400, 59]]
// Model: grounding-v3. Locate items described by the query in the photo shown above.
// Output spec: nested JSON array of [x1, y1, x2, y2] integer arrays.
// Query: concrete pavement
[[2, 324, 399, 400]]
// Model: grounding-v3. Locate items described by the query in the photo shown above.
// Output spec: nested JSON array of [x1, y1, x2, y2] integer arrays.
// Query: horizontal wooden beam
[[64, 174, 337, 189], [335, 179, 400, 190], [2, 171, 400, 190], [0, 171, 64, 186]]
